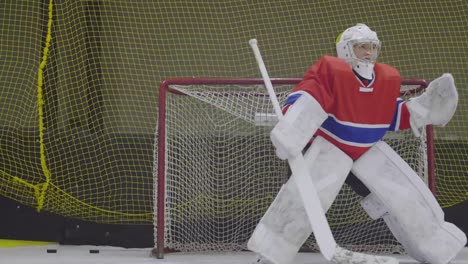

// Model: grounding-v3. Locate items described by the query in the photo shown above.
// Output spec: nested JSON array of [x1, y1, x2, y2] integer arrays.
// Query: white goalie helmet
[[336, 23, 381, 79]]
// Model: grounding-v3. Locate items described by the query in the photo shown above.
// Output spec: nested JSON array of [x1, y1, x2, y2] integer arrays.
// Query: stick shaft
[[249, 38, 337, 260], [249, 40, 283, 119]]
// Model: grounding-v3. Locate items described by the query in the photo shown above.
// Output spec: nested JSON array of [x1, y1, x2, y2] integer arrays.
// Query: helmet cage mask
[[348, 39, 381, 65], [336, 24, 381, 79]]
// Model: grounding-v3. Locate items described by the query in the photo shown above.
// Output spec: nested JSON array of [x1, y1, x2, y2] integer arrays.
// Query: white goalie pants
[[247, 137, 353, 264], [353, 141, 467, 264]]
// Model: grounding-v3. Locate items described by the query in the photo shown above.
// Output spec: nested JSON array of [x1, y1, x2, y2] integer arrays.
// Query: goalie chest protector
[[287, 56, 407, 160]]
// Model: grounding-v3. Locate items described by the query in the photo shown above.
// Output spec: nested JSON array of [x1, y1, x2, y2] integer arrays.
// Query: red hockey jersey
[[283, 56, 411, 160]]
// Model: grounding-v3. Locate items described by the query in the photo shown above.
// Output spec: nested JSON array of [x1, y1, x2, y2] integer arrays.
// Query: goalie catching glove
[[406, 73, 458, 137], [270, 92, 328, 160]]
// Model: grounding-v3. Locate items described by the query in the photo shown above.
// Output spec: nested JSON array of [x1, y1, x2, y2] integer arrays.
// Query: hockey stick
[[249, 39, 398, 264]]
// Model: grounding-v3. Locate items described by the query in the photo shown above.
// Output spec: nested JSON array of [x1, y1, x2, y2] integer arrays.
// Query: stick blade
[[331, 246, 399, 264]]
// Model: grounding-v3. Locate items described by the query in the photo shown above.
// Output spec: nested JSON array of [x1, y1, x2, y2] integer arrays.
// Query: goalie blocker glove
[[270, 92, 327, 160]]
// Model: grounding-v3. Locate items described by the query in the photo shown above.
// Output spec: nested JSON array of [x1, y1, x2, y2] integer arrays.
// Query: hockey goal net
[[153, 78, 434, 258]]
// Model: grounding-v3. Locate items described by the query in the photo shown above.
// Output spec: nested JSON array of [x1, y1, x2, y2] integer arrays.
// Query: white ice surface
[[0, 245, 466, 264]]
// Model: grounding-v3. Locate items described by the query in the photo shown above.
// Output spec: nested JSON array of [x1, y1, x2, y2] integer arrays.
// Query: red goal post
[[154, 77, 435, 258]]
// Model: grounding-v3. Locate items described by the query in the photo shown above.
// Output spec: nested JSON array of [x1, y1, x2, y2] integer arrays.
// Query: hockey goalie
[[248, 24, 466, 264]]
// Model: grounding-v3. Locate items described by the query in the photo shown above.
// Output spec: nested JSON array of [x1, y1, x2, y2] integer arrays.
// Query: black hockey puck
[[89, 249, 100, 254], [46, 249, 57, 253]]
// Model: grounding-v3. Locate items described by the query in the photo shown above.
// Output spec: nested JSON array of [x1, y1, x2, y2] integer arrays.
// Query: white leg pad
[[352, 141, 467, 264], [247, 179, 308, 264], [384, 214, 466, 264], [248, 137, 352, 264]]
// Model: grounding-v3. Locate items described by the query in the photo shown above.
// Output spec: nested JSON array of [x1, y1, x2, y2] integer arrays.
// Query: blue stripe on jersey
[[283, 92, 303, 109], [321, 116, 389, 145], [389, 98, 404, 131]]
